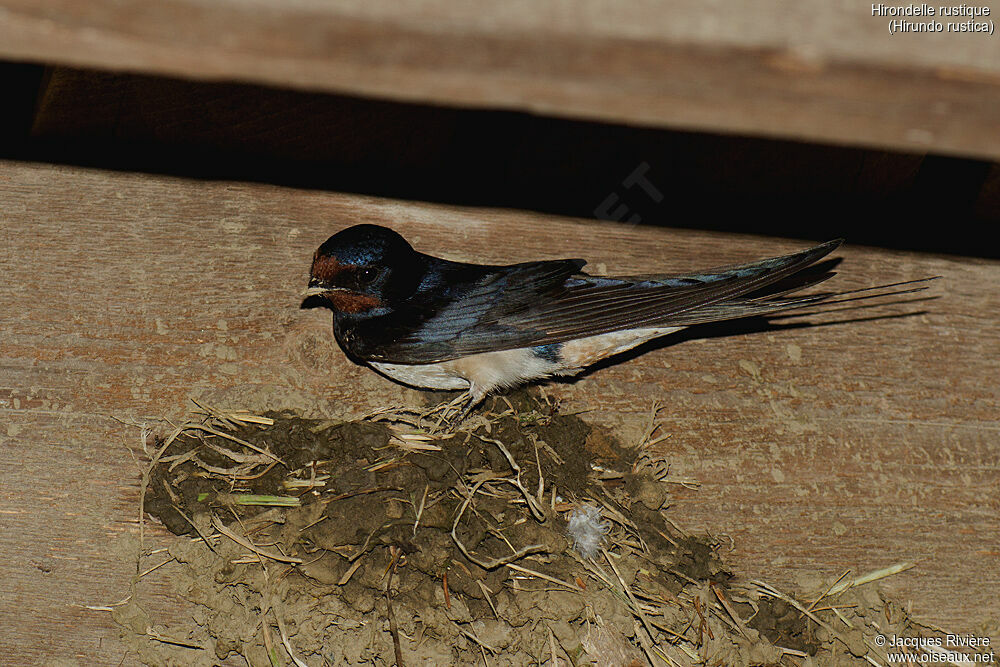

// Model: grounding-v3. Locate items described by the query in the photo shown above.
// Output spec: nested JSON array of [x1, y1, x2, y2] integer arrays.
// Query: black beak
[[301, 279, 342, 309]]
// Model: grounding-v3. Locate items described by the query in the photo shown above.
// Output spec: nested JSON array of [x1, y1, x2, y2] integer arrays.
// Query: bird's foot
[[422, 391, 484, 433]]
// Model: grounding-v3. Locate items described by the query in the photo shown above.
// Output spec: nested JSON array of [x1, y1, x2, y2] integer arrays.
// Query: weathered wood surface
[[2, 1, 1000, 159], [0, 160, 998, 662]]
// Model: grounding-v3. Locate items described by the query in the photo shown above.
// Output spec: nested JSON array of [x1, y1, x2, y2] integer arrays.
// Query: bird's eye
[[358, 266, 378, 284]]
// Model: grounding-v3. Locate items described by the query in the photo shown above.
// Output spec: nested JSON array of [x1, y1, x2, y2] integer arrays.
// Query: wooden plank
[[23, 67, 1000, 260], [1, 1, 1000, 159], [0, 160, 997, 662]]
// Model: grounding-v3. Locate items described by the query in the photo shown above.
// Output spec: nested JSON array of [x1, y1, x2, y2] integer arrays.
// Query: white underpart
[[370, 326, 681, 399]]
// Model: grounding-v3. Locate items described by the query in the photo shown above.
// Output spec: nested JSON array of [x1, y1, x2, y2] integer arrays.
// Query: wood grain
[[1, 1, 1000, 159], [0, 160, 997, 662]]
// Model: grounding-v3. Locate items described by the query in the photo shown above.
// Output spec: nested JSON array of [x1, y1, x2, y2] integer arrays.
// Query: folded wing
[[363, 240, 845, 363]]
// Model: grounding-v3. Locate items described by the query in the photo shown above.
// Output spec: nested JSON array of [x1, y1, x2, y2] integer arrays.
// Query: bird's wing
[[363, 240, 843, 364], [352, 257, 586, 363]]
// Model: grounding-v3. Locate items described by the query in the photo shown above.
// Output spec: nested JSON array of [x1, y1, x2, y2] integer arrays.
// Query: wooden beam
[[1, 1, 999, 159], [0, 160, 997, 661]]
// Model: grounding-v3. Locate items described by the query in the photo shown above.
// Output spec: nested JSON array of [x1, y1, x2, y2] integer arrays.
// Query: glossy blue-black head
[[306, 224, 422, 314]]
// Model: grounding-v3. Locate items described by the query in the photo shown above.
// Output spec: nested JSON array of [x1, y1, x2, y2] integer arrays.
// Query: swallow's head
[[304, 224, 422, 315]]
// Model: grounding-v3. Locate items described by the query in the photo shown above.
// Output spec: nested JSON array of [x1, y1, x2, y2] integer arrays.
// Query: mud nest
[[122, 391, 925, 666]]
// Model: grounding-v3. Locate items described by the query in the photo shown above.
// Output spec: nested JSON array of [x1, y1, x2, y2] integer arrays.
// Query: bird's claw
[[423, 391, 483, 433]]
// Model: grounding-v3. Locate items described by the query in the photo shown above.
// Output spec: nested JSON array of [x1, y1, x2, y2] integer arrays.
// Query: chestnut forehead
[[311, 254, 354, 280]]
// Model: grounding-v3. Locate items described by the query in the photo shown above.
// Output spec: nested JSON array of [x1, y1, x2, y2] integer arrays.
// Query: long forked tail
[[550, 238, 937, 336], [668, 272, 940, 326]]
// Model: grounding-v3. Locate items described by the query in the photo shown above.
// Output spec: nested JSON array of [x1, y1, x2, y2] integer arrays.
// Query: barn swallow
[[304, 224, 932, 423]]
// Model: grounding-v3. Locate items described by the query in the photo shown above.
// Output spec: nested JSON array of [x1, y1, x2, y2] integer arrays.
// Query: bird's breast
[[369, 360, 471, 391], [370, 347, 561, 392]]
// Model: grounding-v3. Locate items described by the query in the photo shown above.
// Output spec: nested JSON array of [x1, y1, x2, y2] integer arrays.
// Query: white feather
[[370, 326, 683, 398]]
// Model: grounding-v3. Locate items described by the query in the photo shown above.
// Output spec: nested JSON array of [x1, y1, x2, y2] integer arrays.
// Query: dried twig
[[752, 580, 887, 663], [336, 558, 365, 586], [171, 505, 219, 554], [710, 583, 751, 640], [454, 623, 497, 654], [211, 516, 303, 564], [450, 435, 552, 569], [602, 548, 656, 641], [386, 546, 405, 667], [807, 570, 852, 613], [413, 484, 429, 537], [476, 436, 546, 521], [451, 476, 547, 570], [183, 422, 284, 464], [477, 580, 498, 619], [826, 562, 916, 597], [274, 607, 309, 667], [505, 563, 581, 593], [138, 430, 178, 558], [143, 628, 206, 650]]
